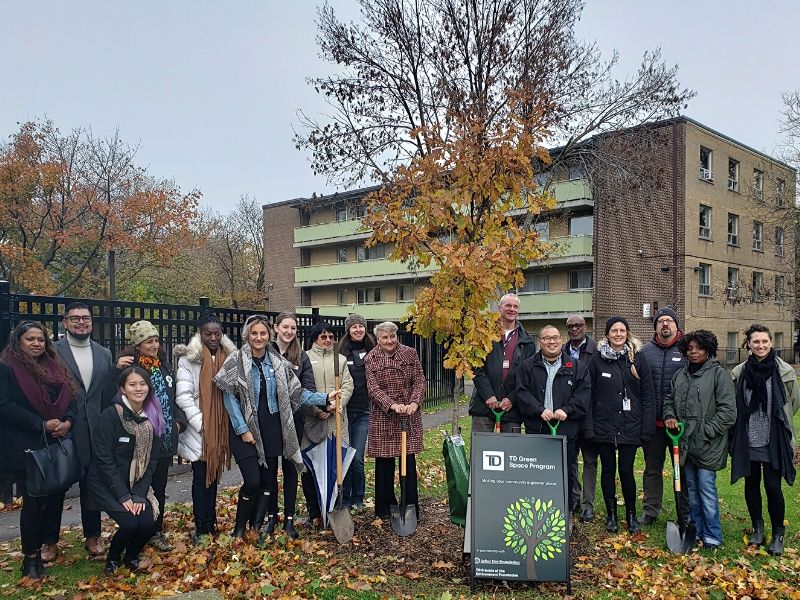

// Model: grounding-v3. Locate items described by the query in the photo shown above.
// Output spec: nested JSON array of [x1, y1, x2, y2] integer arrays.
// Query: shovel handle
[[672, 445, 681, 492], [491, 409, 504, 433], [400, 429, 407, 477], [335, 373, 343, 486]]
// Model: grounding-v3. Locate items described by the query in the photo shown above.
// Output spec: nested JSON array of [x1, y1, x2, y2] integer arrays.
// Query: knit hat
[[128, 320, 159, 348], [344, 313, 367, 333], [653, 306, 680, 330], [605, 316, 630, 335]]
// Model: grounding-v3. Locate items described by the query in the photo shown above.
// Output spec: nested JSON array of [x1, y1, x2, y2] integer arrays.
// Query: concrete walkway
[[0, 403, 467, 542]]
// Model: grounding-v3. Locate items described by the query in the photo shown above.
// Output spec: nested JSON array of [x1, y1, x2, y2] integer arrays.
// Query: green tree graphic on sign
[[503, 497, 566, 579]]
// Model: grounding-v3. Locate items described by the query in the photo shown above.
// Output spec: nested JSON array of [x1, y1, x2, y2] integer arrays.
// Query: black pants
[[301, 470, 322, 518], [238, 456, 270, 497], [267, 458, 299, 517], [744, 461, 785, 531], [374, 455, 419, 519], [107, 504, 156, 563], [42, 467, 102, 543], [191, 461, 219, 533], [151, 456, 171, 533], [597, 443, 639, 511], [20, 490, 66, 555]]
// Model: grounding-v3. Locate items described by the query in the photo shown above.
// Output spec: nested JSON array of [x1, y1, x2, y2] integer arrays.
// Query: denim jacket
[[224, 359, 327, 435]]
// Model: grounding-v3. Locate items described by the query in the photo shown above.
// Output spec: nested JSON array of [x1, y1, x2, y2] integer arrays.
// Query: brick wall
[[263, 203, 302, 311]]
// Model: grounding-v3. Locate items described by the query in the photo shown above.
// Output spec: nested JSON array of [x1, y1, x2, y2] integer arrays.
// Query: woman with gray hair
[[365, 322, 426, 520]]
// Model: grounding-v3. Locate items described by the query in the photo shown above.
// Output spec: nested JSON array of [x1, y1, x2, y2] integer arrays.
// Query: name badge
[[347, 360, 354, 365], [622, 398, 631, 411], [601, 372, 612, 378], [672, 357, 682, 361], [310, 360, 318, 364], [119, 436, 130, 443], [502, 360, 510, 369], [358, 352, 366, 359]]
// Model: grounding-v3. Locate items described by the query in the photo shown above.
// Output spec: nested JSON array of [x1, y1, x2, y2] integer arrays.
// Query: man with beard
[[46, 302, 114, 559]]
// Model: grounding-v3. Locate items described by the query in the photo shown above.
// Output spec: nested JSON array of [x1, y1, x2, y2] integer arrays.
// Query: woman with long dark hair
[[0, 321, 75, 579], [731, 324, 800, 555], [115, 320, 186, 551], [88, 366, 165, 574]]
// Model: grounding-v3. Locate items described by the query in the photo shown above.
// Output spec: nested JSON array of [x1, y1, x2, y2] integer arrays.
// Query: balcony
[[296, 302, 413, 321], [517, 291, 592, 317], [535, 235, 593, 266], [294, 259, 437, 287]]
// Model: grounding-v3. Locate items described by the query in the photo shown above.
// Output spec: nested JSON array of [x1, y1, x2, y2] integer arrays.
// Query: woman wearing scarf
[[87, 366, 164, 574], [0, 321, 75, 579], [584, 316, 655, 534], [174, 314, 236, 544], [730, 324, 800, 556], [214, 315, 339, 542], [337, 313, 374, 511], [115, 320, 186, 552]]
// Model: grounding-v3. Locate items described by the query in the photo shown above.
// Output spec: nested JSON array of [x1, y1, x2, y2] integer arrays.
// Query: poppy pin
[[565, 361, 573, 369]]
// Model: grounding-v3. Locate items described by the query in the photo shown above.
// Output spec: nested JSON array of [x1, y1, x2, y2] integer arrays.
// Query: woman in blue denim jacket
[[214, 315, 339, 541]]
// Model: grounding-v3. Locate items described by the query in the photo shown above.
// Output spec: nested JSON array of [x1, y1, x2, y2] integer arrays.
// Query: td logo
[[483, 451, 504, 471]]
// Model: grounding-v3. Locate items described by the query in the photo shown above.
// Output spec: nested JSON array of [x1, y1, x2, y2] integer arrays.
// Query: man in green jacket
[[663, 330, 736, 550]]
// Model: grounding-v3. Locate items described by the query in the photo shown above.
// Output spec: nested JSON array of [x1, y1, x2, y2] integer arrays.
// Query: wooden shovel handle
[[400, 430, 407, 477], [335, 373, 342, 486], [672, 445, 681, 492]]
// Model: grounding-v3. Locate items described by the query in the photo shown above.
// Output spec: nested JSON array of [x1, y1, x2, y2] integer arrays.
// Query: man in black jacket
[[517, 325, 591, 512], [639, 306, 685, 525], [469, 294, 535, 433]]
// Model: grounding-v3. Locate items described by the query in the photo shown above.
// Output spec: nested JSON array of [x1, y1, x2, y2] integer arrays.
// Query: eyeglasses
[[656, 318, 675, 325], [566, 323, 585, 329], [65, 316, 92, 323], [539, 335, 562, 342], [318, 334, 335, 340]]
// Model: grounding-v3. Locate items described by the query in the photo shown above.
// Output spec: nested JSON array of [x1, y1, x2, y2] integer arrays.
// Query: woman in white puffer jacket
[[174, 314, 237, 544]]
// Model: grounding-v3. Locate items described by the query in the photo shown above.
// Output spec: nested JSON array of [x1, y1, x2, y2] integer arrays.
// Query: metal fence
[[0, 281, 455, 405]]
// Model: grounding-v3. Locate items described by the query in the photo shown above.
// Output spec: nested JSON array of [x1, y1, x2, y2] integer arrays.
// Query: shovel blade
[[389, 503, 418, 537], [328, 507, 354, 544], [666, 520, 696, 554]]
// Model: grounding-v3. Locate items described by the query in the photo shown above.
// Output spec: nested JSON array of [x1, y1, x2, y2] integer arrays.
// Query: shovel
[[390, 416, 418, 536], [665, 422, 696, 554], [491, 408, 505, 432], [328, 350, 354, 544]]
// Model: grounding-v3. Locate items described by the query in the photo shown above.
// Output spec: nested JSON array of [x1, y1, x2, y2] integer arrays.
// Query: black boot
[[626, 510, 640, 534], [21, 553, 43, 579], [767, 527, 785, 556], [103, 559, 120, 575], [250, 490, 270, 532], [605, 498, 618, 534], [232, 492, 256, 538], [0, 473, 13, 504], [283, 516, 299, 539], [748, 519, 765, 546], [264, 514, 278, 535]]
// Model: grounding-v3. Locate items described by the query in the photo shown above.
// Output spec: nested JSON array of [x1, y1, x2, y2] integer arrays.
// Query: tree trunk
[[451, 375, 464, 435], [525, 545, 537, 580]]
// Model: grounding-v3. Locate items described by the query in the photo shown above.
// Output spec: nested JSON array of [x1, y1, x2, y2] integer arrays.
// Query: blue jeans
[[343, 410, 369, 507], [684, 459, 722, 546]]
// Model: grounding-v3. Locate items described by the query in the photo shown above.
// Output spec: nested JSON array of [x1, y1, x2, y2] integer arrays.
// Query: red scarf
[[7, 355, 72, 420], [652, 330, 683, 349]]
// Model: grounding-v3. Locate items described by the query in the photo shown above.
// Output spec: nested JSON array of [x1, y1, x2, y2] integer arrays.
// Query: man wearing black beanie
[[639, 306, 686, 526]]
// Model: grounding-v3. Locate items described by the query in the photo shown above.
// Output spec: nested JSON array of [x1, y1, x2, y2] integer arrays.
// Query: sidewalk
[[0, 403, 467, 542]]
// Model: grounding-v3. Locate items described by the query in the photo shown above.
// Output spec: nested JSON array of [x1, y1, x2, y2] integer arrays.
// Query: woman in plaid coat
[[365, 322, 426, 520]]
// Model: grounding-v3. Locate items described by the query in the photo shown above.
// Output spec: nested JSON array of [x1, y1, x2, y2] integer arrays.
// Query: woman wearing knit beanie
[[584, 316, 655, 534], [338, 313, 375, 511]]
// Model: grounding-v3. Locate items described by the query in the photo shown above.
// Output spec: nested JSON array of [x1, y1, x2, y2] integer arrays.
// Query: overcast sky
[[2, 1, 798, 213]]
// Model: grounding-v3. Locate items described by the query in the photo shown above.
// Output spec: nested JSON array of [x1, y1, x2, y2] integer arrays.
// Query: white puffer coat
[[174, 333, 238, 462]]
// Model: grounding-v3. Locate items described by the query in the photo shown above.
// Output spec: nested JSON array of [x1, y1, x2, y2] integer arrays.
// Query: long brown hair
[[272, 312, 302, 366], [0, 321, 73, 387]]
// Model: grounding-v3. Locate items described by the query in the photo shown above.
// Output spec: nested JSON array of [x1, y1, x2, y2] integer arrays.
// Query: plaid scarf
[[115, 404, 160, 519]]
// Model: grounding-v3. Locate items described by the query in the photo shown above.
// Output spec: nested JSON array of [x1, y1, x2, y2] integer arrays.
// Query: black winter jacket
[[640, 337, 684, 421], [0, 362, 76, 473], [516, 350, 590, 440], [585, 344, 656, 445], [562, 336, 597, 363], [470, 324, 537, 424], [344, 344, 371, 415], [86, 401, 162, 512]]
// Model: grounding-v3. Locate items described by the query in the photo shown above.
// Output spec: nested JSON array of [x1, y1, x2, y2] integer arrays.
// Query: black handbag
[[24, 425, 82, 498]]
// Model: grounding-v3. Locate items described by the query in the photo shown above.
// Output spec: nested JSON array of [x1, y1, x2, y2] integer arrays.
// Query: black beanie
[[653, 306, 679, 330], [605, 315, 629, 335]]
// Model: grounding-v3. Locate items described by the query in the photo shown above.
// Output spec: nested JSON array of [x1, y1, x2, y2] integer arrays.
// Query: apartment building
[[264, 117, 796, 358]]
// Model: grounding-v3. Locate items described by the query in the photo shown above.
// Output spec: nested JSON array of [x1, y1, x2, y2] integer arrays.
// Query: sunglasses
[[244, 314, 270, 326], [318, 334, 335, 340]]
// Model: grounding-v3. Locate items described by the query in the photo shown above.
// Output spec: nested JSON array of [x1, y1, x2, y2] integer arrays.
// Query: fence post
[[0, 280, 10, 350], [311, 306, 320, 324], [199, 296, 210, 309]]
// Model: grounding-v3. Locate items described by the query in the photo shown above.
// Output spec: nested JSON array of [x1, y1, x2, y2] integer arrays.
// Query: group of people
[[469, 294, 799, 555], [0, 306, 427, 580]]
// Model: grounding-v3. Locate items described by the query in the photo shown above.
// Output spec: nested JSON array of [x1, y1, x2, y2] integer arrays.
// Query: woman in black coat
[[88, 366, 164, 574], [115, 320, 186, 551], [0, 321, 75, 579], [585, 316, 655, 534]]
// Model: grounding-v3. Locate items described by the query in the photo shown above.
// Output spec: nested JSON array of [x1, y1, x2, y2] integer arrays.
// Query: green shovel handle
[[665, 421, 685, 445], [547, 419, 560, 436], [491, 408, 505, 423]]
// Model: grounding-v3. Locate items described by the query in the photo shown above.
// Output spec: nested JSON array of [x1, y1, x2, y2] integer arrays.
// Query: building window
[[534, 221, 550, 240], [775, 332, 785, 358], [568, 163, 586, 180], [535, 172, 552, 188], [775, 276, 785, 304], [357, 243, 385, 261], [337, 247, 348, 263], [354, 204, 367, 218], [521, 272, 549, 293], [569, 215, 593, 236], [699, 146, 714, 181], [337, 289, 349, 305], [335, 203, 348, 222], [776, 178, 786, 207], [698, 263, 711, 296], [397, 284, 413, 302], [357, 287, 382, 303], [728, 158, 739, 191], [775, 227, 784, 256], [753, 169, 764, 202], [753, 221, 763, 251], [726, 332, 738, 365], [699, 205, 712, 239], [752, 271, 763, 302], [569, 268, 593, 290], [727, 267, 739, 299], [727, 213, 739, 246]]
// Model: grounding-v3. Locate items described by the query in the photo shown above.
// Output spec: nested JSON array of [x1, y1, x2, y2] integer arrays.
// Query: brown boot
[[40, 544, 58, 564], [85, 537, 105, 557]]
